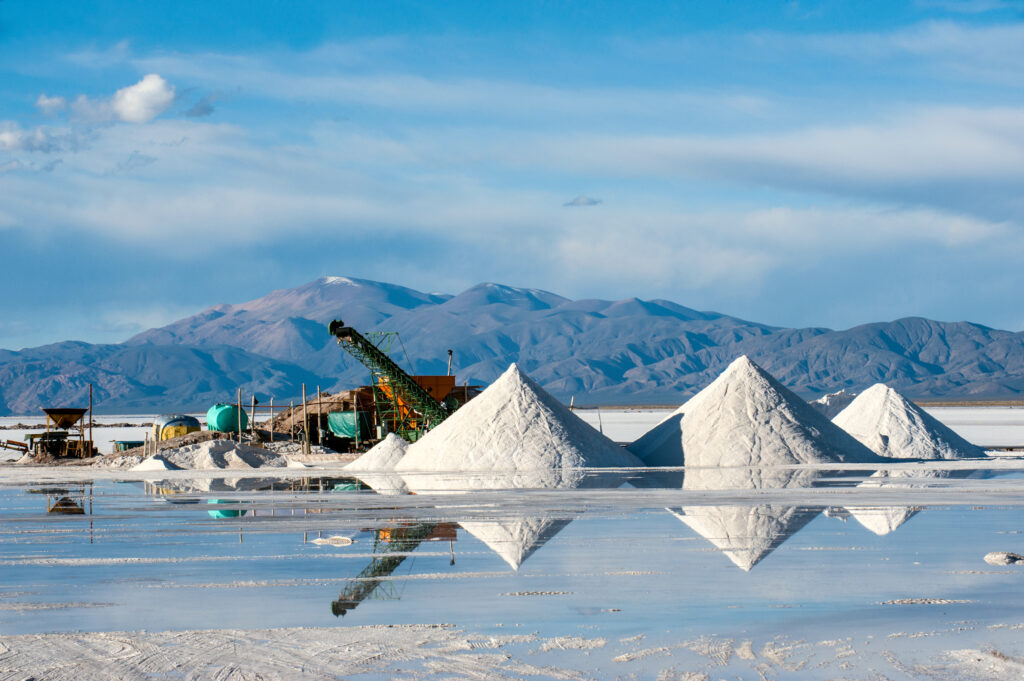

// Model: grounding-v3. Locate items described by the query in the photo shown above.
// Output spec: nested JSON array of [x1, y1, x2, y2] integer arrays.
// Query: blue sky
[[2, 0, 1024, 349]]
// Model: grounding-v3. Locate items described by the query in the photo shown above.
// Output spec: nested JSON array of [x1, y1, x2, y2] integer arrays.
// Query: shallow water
[[2, 464, 1024, 679]]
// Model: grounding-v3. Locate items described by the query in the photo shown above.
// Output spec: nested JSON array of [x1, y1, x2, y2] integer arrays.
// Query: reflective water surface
[[2, 464, 1024, 679]]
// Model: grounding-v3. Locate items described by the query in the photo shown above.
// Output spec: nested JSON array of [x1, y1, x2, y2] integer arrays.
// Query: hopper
[[42, 408, 88, 429]]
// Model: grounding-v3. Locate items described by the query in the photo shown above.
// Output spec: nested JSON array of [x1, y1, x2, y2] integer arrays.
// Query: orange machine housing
[[375, 375, 456, 430]]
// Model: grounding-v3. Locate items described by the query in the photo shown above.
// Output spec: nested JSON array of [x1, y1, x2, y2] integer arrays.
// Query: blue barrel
[[206, 404, 248, 433]]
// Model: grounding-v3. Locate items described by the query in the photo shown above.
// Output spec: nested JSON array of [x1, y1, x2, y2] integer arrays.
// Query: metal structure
[[26, 408, 96, 458], [328, 320, 449, 441], [0, 439, 28, 455]]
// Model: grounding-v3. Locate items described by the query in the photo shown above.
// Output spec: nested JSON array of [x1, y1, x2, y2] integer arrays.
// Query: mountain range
[[1, 275, 1022, 414]]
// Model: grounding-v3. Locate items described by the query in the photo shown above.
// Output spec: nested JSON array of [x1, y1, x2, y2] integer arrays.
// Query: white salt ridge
[[834, 383, 985, 535], [629, 356, 879, 468], [395, 363, 641, 478], [157, 440, 289, 470], [833, 383, 986, 460], [345, 434, 409, 496], [810, 389, 858, 420]]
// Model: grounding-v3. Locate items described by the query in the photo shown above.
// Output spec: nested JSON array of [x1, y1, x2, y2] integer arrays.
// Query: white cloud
[[59, 75, 177, 125], [35, 94, 67, 116], [0, 122, 71, 152], [111, 74, 176, 123]]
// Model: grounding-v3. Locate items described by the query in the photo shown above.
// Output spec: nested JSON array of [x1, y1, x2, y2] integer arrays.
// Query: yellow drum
[[152, 414, 201, 441]]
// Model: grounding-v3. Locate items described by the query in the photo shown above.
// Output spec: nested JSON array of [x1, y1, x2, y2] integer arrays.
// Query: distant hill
[[1, 276, 1022, 414]]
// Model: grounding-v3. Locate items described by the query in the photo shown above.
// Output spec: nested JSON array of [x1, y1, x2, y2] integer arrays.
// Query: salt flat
[[1, 406, 1023, 680]]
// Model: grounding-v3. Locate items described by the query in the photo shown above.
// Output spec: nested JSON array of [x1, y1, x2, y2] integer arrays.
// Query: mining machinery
[[328, 319, 455, 442]]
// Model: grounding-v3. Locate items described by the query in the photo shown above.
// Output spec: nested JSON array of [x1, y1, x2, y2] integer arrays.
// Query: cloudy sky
[[2, 0, 1023, 349]]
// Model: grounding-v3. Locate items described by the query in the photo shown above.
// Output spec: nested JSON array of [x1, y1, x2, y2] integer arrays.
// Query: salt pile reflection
[[668, 466, 827, 571]]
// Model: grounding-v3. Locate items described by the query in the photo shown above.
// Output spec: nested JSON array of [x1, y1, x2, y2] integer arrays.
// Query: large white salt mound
[[629, 355, 879, 467], [809, 389, 858, 420], [395, 363, 641, 478], [345, 434, 409, 496], [833, 383, 986, 460]]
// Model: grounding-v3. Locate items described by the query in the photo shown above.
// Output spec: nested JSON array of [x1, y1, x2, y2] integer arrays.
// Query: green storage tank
[[206, 403, 248, 433], [327, 411, 372, 440], [207, 498, 247, 518]]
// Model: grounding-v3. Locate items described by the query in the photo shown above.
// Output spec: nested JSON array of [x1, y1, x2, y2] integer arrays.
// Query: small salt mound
[[460, 517, 573, 571], [158, 439, 288, 470], [834, 384, 985, 534], [809, 389, 858, 420], [395, 363, 641, 479], [833, 384, 986, 460], [130, 455, 181, 472], [629, 356, 879, 467], [346, 434, 410, 496], [345, 434, 407, 471]]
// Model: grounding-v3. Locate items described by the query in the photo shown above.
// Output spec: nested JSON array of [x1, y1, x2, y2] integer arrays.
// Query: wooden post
[[290, 400, 295, 442], [251, 394, 256, 438], [301, 384, 309, 456], [353, 391, 359, 452], [237, 387, 242, 444], [270, 397, 274, 442], [88, 383, 94, 455], [316, 385, 323, 445]]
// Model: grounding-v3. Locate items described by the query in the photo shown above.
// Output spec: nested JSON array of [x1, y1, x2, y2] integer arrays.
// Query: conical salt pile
[[832, 384, 986, 460], [833, 383, 984, 535], [395, 363, 641, 483], [809, 389, 858, 420], [629, 356, 879, 467], [345, 433, 409, 495]]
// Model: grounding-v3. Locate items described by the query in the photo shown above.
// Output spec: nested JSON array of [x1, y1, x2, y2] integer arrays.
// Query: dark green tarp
[[327, 411, 372, 440]]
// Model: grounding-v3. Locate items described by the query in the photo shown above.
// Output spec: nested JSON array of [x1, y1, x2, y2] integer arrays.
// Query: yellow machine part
[[156, 424, 200, 441]]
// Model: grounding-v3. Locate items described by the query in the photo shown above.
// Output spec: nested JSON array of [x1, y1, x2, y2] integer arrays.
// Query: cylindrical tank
[[152, 414, 202, 441], [206, 403, 249, 433], [207, 498, 247, 518]]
